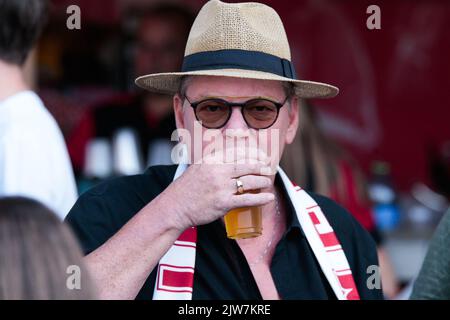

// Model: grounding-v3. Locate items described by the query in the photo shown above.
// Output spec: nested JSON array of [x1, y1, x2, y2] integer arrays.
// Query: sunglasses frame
[[183, 95, 289, 129]]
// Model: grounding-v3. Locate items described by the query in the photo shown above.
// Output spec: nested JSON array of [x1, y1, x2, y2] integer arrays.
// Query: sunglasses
[[184, 96, 289, 129]]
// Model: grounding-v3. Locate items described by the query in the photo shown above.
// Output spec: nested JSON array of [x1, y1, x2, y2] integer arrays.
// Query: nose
[[223, 106, 248, 131]]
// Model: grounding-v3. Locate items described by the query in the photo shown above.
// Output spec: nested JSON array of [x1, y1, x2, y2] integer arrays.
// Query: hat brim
[[135, 68, 338, 99]]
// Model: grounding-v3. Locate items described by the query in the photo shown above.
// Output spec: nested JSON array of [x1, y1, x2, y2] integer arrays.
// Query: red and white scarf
[[153, 162, 360, 300]]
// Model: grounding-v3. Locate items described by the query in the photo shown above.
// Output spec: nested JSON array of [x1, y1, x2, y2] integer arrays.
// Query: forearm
[[84, 193, 184, 300], [377, 247, 399, 299]]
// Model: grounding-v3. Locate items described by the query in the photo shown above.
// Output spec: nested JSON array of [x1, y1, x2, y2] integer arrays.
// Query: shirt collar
[[275, 172, 306, 239]]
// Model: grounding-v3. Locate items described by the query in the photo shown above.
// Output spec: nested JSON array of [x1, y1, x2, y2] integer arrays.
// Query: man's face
[[173, 76, 300, 172], [134, 16, 186, 77]]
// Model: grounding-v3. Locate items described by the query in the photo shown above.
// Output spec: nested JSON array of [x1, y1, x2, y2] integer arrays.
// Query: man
[[66, 0, 382, 300], [0, 0, 77, 219], [68, 4, 194, 173]]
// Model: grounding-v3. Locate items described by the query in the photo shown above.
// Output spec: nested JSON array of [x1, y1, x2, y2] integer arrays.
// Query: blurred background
[[16, 0, 450, 298]]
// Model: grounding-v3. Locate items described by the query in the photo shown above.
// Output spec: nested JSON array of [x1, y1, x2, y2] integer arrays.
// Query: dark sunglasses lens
[[243, 100, 279, 129], [195, 100, 230, 128]]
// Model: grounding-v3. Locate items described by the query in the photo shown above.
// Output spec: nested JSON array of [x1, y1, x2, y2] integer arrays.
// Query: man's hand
[[163, 147, 275, 231]]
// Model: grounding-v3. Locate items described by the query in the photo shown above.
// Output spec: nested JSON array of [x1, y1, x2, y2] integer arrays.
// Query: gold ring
[[236, 179, 244, 194]]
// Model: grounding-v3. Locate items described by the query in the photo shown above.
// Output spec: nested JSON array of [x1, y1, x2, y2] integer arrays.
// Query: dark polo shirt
[[66, 165, 383, 300]]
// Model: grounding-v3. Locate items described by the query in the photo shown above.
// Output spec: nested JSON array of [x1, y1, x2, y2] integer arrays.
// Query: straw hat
[[135, 0, 339, 99]]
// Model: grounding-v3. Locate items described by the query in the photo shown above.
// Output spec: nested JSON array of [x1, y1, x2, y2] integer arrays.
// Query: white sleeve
[[0, 125, 78, 220]]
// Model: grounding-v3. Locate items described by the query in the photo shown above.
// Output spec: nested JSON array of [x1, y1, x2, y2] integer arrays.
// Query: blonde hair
[[281, 101, 368, 202]]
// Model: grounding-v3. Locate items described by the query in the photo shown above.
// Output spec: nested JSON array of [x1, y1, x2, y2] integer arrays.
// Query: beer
[[224, 189, 262, 239]]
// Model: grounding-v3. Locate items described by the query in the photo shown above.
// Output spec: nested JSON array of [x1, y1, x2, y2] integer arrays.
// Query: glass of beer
[[224, 190, 262, 239]]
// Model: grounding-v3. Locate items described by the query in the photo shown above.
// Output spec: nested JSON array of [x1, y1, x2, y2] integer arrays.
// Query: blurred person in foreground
[[0, 197, 95, 299], [68, 3, 194, 173], [66, 0, 382, 300], [281, 101, 400, 298], [410, 209, 450, 300], [0, 0, 77, 219]]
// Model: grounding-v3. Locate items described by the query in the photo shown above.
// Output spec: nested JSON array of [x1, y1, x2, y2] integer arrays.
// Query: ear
[[173, 93, 186, 130], [284, 96, 299, 145]]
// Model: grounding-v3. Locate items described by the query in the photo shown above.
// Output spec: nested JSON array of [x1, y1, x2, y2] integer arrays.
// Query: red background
[[51, 0, 450, 191]]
